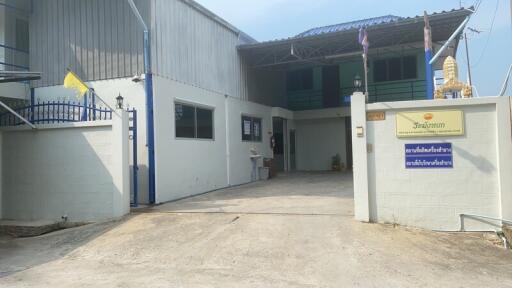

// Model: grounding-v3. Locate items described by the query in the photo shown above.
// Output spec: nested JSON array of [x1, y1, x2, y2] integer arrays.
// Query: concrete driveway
[[1, 172, 512, 287], [150, 171, 354, 216]]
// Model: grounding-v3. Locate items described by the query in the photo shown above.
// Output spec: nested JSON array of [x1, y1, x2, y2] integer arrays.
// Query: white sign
[[243, 120, 251, 135]]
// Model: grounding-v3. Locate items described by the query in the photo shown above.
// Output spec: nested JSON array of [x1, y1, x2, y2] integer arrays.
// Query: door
[[290, 129, 296, 171], [322, 65, 340, 108], [345, 117, 353, 170]]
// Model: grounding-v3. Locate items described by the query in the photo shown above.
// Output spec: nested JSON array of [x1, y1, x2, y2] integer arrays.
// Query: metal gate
[[128, 109, 139, 207]]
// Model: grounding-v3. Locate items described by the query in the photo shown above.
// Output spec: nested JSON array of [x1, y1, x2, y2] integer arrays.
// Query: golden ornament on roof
[[434, 56, 473, 99]]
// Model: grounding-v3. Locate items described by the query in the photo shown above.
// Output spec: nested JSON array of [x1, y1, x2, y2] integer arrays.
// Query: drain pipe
[[127, 0, 156, 204]]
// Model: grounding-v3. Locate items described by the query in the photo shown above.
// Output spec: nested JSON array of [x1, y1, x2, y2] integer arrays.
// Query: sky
[[196, 0, 512, 96]]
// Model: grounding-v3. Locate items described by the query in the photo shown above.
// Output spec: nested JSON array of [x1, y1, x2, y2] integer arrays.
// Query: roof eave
[[238, 8, 474, 51]]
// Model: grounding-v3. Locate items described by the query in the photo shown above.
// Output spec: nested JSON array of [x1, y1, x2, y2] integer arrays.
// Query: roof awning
[[0, 71, 41, 83], [238, 8, 473, 69]]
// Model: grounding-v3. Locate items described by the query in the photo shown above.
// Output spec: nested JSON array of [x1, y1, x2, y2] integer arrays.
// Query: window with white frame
[[175, 102, 214, 139], [241, 115, 262, 142]]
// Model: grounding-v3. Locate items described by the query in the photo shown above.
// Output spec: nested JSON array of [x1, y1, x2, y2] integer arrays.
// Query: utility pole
[[464, 33, 473, 87]]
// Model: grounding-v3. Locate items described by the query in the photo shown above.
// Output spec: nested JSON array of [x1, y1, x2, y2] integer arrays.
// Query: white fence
[[351, 94, 512, 231], [0, 111, 130, 223]]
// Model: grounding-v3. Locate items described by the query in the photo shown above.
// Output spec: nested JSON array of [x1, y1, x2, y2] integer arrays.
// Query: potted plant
[[331, 154, 341, 171]]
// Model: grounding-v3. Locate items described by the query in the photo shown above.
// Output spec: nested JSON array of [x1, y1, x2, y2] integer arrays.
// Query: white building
[[1, 0, 484, 230]]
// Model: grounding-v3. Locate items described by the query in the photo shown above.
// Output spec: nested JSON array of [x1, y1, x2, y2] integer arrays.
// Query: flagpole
[[424, 11, 434, 100], [359, 27, 370, 102], [363, 54, 369, 102], [89, 89, 117, 112]]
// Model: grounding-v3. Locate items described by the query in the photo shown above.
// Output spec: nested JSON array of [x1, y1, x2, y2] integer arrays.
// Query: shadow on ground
[[145, 171, 354, 215], [0, 216, 130, 278]]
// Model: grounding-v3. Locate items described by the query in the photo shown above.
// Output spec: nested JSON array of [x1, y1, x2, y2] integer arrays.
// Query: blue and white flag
[[358, 27, 369, 56]]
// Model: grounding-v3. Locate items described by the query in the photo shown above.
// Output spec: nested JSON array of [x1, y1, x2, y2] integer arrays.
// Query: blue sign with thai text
[[405, 143, 453, 169]]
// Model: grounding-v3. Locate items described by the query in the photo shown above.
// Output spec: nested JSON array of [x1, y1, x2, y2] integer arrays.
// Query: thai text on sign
[[396, 110, 464, 137], [405, 143, 453, 169]]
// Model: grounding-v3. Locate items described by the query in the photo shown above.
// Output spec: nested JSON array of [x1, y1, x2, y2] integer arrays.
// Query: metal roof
[[296, 15, 403, 38], [238, 7, 474, 69]]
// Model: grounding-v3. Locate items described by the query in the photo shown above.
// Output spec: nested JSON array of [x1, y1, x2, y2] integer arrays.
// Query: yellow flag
[[63, 71, 89, 98]]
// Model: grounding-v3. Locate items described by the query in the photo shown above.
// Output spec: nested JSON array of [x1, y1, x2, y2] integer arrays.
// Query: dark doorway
[[322, 65, 340, 108], [289, 129, 296, 171], [273, 117, 285, 172], [345, 117, 353, 169]]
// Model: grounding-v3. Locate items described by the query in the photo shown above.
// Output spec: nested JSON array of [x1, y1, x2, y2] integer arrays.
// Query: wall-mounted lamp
[[116, 93, 124, 109], [354, 74, 362, 92]]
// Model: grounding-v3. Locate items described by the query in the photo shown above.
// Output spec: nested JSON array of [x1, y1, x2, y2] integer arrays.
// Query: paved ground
[[1, 172, 512, 287]]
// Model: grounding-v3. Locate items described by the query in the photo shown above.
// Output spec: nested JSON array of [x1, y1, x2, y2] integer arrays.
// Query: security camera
[[131, 74, 144, 83]]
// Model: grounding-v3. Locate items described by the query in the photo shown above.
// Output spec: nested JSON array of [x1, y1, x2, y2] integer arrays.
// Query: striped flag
[[358, 27, 369, 56]]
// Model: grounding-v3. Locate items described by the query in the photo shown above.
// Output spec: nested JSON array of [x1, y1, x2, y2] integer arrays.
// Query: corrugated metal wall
[[29, 0, 252, 100], [151, 0, 250, 100], [30, 0, 150, 87]]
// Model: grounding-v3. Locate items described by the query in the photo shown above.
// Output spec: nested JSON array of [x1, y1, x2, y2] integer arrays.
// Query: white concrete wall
[[153, 76, 228, 202], [353, 96, 512, 231], [0, 82, 30, 100], [228, 98, 273, 186], [153, 76, 273, 203], [33, 78, 149, 203], [295, 118, 347, 171], [0, 112, 130, 222], [351, 93, 370, 222]]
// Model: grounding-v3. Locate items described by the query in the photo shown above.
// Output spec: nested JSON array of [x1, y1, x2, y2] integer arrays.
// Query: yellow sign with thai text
[[396, 110, 464, 138]]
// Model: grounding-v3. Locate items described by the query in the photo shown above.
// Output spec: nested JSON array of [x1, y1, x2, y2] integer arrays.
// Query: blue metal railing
[[341, 80, 427, 104], [0, 43, 29, 71], [287, 79, 427, 111], [0, 100, 112, 126]]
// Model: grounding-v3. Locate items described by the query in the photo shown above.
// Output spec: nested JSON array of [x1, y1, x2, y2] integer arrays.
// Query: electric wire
[[472, 0, 499, 67]]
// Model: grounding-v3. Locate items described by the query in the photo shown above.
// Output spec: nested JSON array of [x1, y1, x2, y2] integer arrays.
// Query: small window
[[373, 56, 417, 82], [373, 60, 387, 82], [287, 68, 313, 91], [196, 108, 213, 139], [175, 102, 214, 140], [403, 56, 417, 79], [388, 58, 402, 81], [241, 115, 262, 142], [175, 103, 195, 138]]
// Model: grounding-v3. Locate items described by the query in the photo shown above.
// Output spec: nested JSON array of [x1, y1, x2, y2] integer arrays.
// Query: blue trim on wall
[[425, 49, 434, 100], [30, 88, 35, 122], [146, 73, 156, 204]]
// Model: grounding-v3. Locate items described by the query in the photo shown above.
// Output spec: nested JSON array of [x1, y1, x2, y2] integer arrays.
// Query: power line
[[472, 0, 499, 67]]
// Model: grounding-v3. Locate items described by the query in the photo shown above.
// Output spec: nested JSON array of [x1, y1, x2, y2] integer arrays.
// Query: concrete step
[[504, 225, 512, 249], [0, 220, 60, 237]]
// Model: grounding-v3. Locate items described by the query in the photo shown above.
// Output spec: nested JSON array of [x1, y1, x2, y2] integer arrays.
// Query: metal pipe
[[464, 33, 473, 87], [430, 16, 471, 65], [459, 213, 512, 231], [499, 64, 512, 96], [0, 100, 36, 129], [126, 0, 148, 32], [127, 0, 156, 204]]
